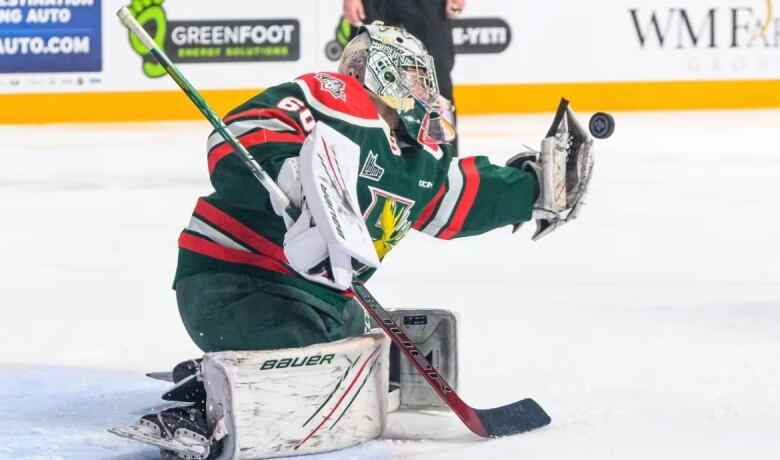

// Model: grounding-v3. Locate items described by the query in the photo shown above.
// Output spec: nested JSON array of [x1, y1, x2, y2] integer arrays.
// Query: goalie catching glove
[[507, 99, 595, 240], [271, 122, 380, 291]]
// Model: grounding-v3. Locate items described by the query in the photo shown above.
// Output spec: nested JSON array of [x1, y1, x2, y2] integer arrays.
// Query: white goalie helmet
[[339, 21, 455, 144]]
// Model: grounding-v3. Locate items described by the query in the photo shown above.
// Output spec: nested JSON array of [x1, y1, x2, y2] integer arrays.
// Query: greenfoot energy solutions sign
[[125, 0, 300, 78]]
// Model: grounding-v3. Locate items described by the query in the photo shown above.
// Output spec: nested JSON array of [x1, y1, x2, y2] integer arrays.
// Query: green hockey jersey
[[174, 72, 538, 305]]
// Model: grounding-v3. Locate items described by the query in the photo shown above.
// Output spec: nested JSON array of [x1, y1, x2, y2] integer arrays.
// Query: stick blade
[[475, 398, 551, 438]]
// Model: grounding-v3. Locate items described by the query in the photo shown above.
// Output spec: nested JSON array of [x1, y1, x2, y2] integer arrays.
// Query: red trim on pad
[[294, 347, 381, 450]]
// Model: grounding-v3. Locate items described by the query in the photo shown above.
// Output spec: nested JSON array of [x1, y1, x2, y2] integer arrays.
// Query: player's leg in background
[[360, 0, 391, 26], [175, 272, 366, 352]]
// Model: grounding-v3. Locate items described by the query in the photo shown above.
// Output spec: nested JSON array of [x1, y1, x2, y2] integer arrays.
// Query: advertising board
[[0, 0, 102, 75], [1, 0, 779, 122]]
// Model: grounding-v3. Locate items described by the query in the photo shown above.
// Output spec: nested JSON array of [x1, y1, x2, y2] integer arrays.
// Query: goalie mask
[[338, 21, 456, 144]]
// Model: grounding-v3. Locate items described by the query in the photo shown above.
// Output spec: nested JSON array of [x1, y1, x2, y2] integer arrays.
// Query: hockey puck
[[589, 112, 615, 139]]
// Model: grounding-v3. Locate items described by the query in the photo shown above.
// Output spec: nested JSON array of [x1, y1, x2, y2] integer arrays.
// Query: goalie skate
[[108, 414, 218, 460]]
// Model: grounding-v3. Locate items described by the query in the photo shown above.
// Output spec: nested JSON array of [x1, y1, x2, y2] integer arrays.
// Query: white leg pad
[[202, 332, 390, 459], [388, 309, 459, 410]]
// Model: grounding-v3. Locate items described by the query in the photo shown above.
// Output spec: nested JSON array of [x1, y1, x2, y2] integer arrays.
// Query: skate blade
[[109, 422, 209, 459], [146, 371, 174, 382]]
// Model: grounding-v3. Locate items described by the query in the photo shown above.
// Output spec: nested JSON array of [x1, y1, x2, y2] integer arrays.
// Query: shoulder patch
[[314, 73, 347, 101], [296, 72, 380, 122]]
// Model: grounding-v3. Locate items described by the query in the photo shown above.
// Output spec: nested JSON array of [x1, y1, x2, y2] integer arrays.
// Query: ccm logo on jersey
[[260, 353, 335, 370], [419, 180, 433, 189]]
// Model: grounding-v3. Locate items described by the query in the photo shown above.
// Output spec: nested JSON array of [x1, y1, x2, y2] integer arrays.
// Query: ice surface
[[1, 110, 779, 459]]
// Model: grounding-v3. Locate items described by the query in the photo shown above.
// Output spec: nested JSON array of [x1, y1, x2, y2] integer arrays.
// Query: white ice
[[1, 110, 779, 459]]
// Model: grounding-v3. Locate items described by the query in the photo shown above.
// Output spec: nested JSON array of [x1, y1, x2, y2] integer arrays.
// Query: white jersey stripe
[[207, 119, 296, 152], [186, 216, 251, 252], [421, 161, 464, 236]]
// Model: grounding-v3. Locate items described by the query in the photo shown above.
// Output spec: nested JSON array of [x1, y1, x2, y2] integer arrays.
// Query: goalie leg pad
[[203, 332, 390, 460], [387, 309, 458, 411]]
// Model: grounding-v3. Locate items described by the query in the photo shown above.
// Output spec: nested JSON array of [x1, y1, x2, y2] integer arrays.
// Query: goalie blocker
[[271, 121, 380, 292]]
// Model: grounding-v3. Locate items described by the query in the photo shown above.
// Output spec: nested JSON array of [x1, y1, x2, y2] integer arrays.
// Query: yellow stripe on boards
[[0, 89, 262, 124], [454, 79, 780, 114], [2, 79, 780, 124]]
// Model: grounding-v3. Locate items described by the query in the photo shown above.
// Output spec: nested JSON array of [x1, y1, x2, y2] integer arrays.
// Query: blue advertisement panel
[[0, 0, 102, 74]]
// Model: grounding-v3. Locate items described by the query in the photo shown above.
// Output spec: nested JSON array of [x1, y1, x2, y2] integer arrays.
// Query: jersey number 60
[[277, 97, 316, 133]]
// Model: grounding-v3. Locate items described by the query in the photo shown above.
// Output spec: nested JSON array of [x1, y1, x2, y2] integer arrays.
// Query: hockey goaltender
[[111, 19, 599, 460]]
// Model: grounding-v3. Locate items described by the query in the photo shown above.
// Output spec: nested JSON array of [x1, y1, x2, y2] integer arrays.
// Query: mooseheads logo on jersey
[[314, 73, 348, 101], [363, 187, 415, 261]]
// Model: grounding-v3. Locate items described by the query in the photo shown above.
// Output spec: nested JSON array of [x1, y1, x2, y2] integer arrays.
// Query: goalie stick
[[117, 6, 551, 438]]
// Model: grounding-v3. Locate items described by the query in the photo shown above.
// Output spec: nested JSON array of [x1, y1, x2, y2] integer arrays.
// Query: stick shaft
[[351, 283, 489, 436], [116, 7, 299, 221]]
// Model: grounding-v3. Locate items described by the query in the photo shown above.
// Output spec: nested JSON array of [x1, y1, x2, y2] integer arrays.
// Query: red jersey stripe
[[413, 185, 447, 230], [223, 108, 303, 135], [194, 198, 288, 263], [437, 157, 481, 240], [207, 130, 305, 174], [179, 232, 291, 275]]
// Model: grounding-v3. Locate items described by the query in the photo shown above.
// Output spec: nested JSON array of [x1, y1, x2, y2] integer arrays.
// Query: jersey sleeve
[[412, 156, 538, 239], [206, 83, 308, 211]]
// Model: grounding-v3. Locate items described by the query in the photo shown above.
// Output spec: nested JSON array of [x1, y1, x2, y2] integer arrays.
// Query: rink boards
[[2, 0, 780, 122]]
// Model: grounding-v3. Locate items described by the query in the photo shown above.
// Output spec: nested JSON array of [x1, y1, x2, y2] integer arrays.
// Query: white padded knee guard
[[202, 332, 390, 459]]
